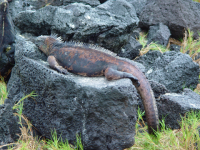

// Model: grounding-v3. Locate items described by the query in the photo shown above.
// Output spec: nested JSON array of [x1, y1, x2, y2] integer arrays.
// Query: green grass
[[0, 91, 84, 150], [137, 32, 169, 56], [180, 29, 200, 61], [193, 0, 200, 2], [126, 109, 200, 150], [0, 77, 8, 105]]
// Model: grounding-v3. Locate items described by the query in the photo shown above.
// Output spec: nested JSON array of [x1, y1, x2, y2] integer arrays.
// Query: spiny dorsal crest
[[50, 34, 63, 43], [68, 41, 117, 57], [50, 35, 117, 57]]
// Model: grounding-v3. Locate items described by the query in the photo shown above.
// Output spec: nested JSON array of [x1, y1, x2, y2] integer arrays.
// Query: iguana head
[[34, 35, 55, 55], [35, 35, 62, 55], [0, 0, 8, 15]]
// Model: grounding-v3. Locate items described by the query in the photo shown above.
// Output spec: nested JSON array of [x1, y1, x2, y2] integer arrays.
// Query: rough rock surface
[[9, 0, 100, 19], [131, 28, 141, 39], [139, 0, 200, 39], [6, 36, 139, 150], [126, 0, 147, 17], [149, 80, 169, 99], [157, 88, 200, 129], [147, 23, 171, 47], [136, 50, 199, 93], [0, 104, 20, 145], [170, 44, 181, 52], [12, 0, 139, 53], [118, 36, 142, 60]]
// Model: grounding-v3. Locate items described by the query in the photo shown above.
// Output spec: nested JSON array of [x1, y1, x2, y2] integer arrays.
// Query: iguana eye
[[5, 46, 11, 52]]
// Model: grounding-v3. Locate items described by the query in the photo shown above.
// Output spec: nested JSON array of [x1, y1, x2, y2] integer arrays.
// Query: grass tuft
[[0, 77, 8, 105], [181, 29, 200, 65], [137, 32, 169, 56], [126, 110, 200, 150], [0, 91, 84, 150]]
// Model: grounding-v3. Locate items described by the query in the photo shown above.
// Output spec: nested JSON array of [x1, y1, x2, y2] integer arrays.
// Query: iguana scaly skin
[[0, 0, 15, 57], [35, 35, 159, 134]]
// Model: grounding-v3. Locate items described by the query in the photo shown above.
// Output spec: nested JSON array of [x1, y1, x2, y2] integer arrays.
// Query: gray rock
[[136, 50, 199, 93], [147, 23, 171, 47], [136, 50, 163, 71], [149, 80, 169, 99], [118, 36, 142, 59], [126, 0, 147, 17], [139, 0, 200, 39], [131, 28, 141, 39], [0, 104, 20, 146], [170, 44, 181, 52], [13, 0, 139, 53], [6, 36, 139, 150], [63, 0, 100, 7], [9, 0, 100, 19], [157, 88, 200, 129]]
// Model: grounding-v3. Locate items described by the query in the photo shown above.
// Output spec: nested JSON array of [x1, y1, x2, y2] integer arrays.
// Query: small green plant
[[127, 110, 200, 150], [0, 77, 8, 105], [137, 32, 169, 56], [13, 91, 37, 125], [44, 129, 73, 150], [44, 130, 83, 150], [181, 29, 200, 62], [179, 111, 200, 149], [0, 91, 84, 150]]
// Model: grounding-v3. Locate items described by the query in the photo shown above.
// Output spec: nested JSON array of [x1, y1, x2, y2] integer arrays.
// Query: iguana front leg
[[47, 56, 69, 75], [105, 67, 140, 87]]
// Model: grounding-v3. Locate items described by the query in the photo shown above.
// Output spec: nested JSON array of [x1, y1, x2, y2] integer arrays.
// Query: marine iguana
[[0, 0, 15, 57], [0, 0, 15, 82], [35, 35, 159, 134]]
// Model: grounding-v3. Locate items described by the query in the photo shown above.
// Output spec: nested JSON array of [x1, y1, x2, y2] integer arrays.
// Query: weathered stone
[[169, 44, 181, 52], [13, 0, 139, 53], [136, 50, 199, 93], [139, 0, 200, 39], [118, 36, 142, 59], [157, 88, 200, 129], [9, 0, 100, 19], [147, 23, 171, 47], [126, 0, 147, 17], [0, 104, 20, 146]]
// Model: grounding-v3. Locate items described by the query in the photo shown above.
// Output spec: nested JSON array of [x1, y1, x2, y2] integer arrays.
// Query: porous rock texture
[[126, 0, 147, 17], [139, 0, 200, 39], [9, 0, 100, 19], [12, 0, 139, 53], [170, 44, 181, 52], [136, 50, 199, 93], [157, 88, 200, 129], [118, 36, 142, 60], [0, 104, 20, 145], [5, 36, 138, 150], [147, 23, 171, 47]]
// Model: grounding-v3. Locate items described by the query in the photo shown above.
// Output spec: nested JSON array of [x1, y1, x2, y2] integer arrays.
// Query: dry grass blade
[[13, 114, 44, 150]]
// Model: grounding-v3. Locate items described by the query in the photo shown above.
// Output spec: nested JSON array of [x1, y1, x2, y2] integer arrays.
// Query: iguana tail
[[126, 66, 159, 134]]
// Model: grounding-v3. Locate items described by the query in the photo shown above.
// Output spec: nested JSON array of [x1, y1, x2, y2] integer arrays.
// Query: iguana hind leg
[[105, 67, 140, 87], [47, 56, 69, 75]]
